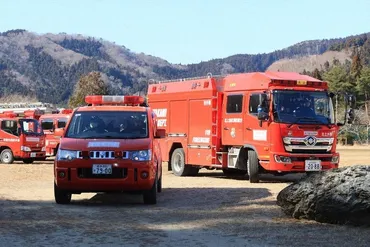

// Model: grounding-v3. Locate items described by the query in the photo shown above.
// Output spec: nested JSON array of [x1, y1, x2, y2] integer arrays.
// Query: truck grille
[[283, 136, 333, 154], [77, 151, 129, 159], [77, 168, 127, 179]]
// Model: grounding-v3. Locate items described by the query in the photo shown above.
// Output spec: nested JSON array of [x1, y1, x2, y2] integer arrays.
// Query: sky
[[1, 0, 370, 64]]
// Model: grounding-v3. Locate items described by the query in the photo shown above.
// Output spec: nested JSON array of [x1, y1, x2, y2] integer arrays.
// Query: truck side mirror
[[154, 129, 166, 138], [54, 128, 64, 137], [347, 109, 355, 124]]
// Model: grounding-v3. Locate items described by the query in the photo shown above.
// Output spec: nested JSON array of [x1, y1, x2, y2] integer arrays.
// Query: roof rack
[[149, 73, 223, 84]]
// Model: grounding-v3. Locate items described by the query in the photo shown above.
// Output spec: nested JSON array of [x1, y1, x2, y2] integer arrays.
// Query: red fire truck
[[53, 95, 163, 204], [0, 110, 46, 164], [39, 109, 73, 156], [147, 71, 355, 183]]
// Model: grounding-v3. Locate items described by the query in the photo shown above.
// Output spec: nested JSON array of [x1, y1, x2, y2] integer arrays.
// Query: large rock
[[277, 165, 370, 226]]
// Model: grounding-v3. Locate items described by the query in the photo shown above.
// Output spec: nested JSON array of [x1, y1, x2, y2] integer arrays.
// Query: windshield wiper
[[287, 117, 322, 128]]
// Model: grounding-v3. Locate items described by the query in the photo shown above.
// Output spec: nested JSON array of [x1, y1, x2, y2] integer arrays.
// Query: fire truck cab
[[0, 110, 46, 164], [54, 95, 163, 204], [147, 72, 355, 183], [39, 109, 73, 156]]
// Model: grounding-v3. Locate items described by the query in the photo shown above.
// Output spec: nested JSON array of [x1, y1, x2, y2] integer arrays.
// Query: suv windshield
[[19, 119, 43, 135], [65, 111, 148, 139], [272, 90, 334, 125]]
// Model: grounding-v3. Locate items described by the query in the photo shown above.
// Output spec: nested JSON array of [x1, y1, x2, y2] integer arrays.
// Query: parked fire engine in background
[[0, 110, 46, 164], [147, 71, 355, 183], [39, 109, 73, 156], [53, 95, 163, 204]]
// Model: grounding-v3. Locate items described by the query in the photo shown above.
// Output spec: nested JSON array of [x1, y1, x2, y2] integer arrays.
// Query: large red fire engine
[[39, 109, 73, 156], [0, 109, 46, 164], [147, 71, 355, 183], [53, 95, 163, 204]]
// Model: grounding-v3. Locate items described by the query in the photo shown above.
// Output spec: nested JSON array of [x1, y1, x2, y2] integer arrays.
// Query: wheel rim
[[2, 152, 11, 163], [173, 153, 183, 173]]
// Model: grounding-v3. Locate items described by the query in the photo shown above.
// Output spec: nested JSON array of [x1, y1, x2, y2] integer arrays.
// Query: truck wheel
[[54, 183, 72, 204], [0, 149, 14, 164], [23, 159, 34, 164], [247, 150, 260, 183], [157, 174, 162, 193], [222, 168, 247, 177], [143, 175, 157, 204], [171, 148, 192, 176]]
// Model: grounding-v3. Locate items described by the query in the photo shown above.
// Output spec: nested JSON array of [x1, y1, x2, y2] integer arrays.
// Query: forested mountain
[[0, 29, 370, 106]]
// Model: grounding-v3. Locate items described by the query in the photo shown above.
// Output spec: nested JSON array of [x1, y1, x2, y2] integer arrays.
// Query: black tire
[[143, 176, 157, 204], [157, 166, 162, 193], [54, 182, 72, 204], [170, 148, 193, 176], [188, 167, 200, 176], [247, 150, 260, 183], [23, 159, 34, 164], [222, 168, 247, 176], [0, 149, 14, 164]]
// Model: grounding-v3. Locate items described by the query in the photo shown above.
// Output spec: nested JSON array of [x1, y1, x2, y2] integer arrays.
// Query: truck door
[[222, 93, 244, 145], [243, 92, 270, 155]]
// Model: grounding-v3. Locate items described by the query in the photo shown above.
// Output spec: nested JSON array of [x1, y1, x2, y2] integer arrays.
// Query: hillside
[[0, 29, 369, 106]]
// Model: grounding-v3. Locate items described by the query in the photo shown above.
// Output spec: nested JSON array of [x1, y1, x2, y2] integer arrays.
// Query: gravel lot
[[1, 147, 370, 247]]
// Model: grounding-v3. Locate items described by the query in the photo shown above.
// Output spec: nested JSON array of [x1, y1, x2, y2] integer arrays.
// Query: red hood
[[22, 135, 45, 147], [60, 138, 152, 151]]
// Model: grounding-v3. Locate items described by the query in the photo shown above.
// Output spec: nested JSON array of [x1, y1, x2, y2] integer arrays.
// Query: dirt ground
[[1, 147, 370, 247]]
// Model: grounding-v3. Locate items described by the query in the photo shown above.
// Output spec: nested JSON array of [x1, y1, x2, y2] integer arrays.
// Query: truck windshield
[[272, 90, 335, 125], [65, 111, 148, 139], [19, 119, 43, 135]]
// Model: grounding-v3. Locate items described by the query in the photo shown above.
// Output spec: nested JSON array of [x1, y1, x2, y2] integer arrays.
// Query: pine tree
[[68, 71, 109, 108]]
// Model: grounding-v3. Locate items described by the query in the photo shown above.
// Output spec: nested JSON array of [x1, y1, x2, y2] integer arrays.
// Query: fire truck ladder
[[149, 73, 223, 84]]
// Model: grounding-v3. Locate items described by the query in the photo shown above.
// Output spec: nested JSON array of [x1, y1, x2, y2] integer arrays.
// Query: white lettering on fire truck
[[203, 100, 211, 106], [3, 138, 20, 142], [153, 108, 168, 127], [153, 109, 167, 118], [192, 137, 210, 143], [205, 129, 211, 136], [26, 137, 40, 142], [87, 142, 120, 148], [157, 119, 167, 127], [224, 118, 242, 123], [253, 130, 267, 141], [321, 131, 334, 137]]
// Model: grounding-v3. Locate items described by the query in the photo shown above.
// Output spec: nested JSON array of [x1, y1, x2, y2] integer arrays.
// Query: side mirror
[[347, 109, 355, 124], [54, 128, 65, 137], [154, 129, 166, 138]]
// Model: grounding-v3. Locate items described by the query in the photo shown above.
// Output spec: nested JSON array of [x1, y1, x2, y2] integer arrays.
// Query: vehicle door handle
[[246, 127, 252, 131], [224, 127, 229, 130]]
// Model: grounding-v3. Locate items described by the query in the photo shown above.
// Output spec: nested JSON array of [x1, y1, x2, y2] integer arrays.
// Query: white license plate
[[92, 164, 112, 175], [30, 153, 36, 158], [305, 160, 322, 171]]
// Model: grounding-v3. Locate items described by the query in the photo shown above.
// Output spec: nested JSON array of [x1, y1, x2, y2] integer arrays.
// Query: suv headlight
[[130, 150, 152, 161], [57, 149, 79, 161]]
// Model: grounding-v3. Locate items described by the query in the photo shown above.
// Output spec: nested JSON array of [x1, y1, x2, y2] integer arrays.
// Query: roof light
[[61, 109, 73, 114], [0, 111, 17, 118], [85, 95, 145, 105]]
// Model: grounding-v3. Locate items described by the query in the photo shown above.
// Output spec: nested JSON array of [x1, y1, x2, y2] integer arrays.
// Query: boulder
[[277, 165, 370, 226]]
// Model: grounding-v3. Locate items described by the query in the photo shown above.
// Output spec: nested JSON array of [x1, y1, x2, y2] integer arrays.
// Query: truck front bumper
[[259, 152, 339, 172], [54, 161, 157, 193]]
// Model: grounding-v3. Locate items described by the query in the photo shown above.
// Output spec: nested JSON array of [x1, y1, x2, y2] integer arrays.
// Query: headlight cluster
[[57, 149, 79, 161], [21, 146, 31, 152], [130, 150, 152, 161]]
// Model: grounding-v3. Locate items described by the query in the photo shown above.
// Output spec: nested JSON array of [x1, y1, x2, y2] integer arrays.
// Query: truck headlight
[[130, 150, 152, 161], [274, 155, 292, 163], [57, 149, 79, 161], [21, 146, 31, 152]]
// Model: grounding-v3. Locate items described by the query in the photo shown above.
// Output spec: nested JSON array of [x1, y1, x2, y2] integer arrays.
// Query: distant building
[[0, 102, 59, 114]]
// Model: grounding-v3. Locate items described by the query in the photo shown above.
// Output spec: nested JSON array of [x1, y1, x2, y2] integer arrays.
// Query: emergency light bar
[[85, 95, 145, 106], [0, 111, 17, 118], [61, 109, 73, 114]]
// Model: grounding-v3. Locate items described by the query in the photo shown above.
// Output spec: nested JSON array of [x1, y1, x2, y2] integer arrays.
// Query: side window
[[1, 120, 18, 135], [57, 118, 68, 128], [249, 93, 269, 115], [41, 119, 54, 130], [226, 95, 243, 113]]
